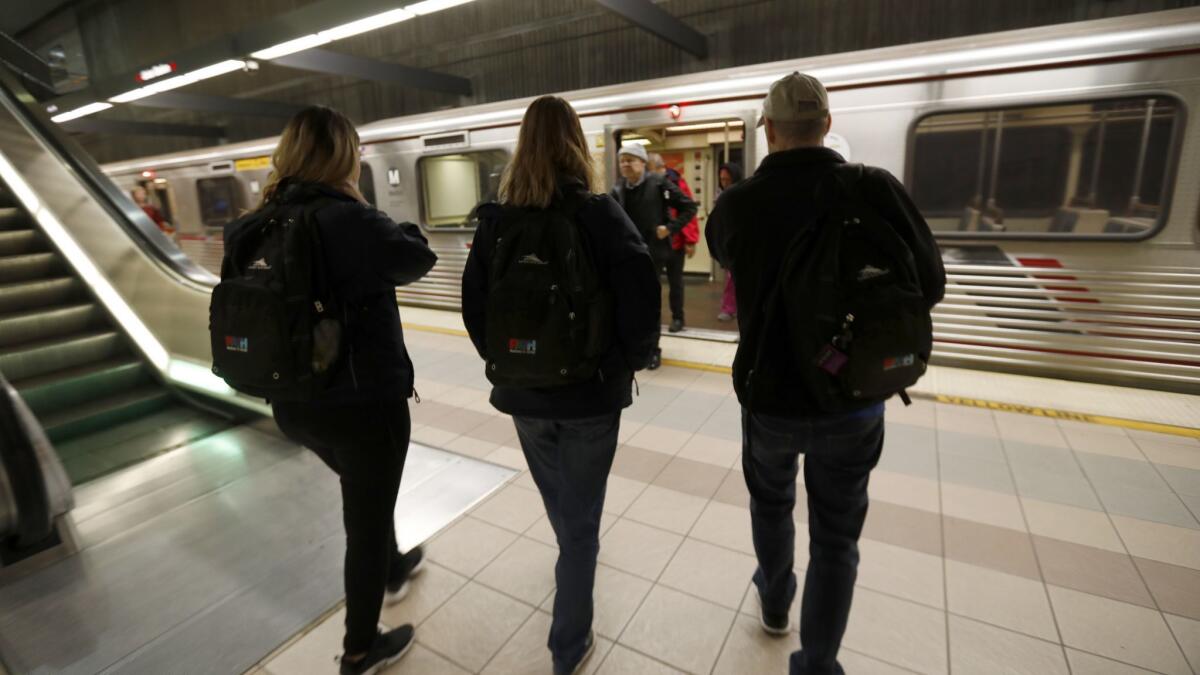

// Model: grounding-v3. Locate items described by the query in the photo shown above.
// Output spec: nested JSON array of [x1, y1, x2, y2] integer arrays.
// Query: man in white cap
[[707, 72, 945, 675], [611, 142, 697, 368]]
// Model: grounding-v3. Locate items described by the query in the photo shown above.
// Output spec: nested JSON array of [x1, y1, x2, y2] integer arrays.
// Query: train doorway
[[610, 115, 751, 336]]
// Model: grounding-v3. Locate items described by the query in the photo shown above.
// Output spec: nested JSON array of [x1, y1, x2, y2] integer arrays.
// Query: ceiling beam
[[0, 31, 55, 99], [129, 91, 302, 118], [272, 48, 472, 96], [594, 0, 707, 58], [60, 117, 226, 139]]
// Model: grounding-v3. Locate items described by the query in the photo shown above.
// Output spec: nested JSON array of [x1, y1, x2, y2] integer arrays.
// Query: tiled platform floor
[[253, 328, 1200, 675]]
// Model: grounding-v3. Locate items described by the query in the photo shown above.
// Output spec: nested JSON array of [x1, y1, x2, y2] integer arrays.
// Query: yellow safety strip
[[404, 323, 1200, 440]]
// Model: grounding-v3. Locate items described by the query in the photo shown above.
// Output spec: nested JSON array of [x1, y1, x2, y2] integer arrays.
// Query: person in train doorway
[[648, 152, 702, 269], [715, 162, 743, 322], [230, 106, 438, 675], [611, 142, 697, 368], [131, 185, 173, 235], [461, 96, 659, 675], [707, 73, 945, 675]]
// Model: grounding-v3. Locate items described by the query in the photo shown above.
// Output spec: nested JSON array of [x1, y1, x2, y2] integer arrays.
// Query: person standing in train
[[461, 96, 659, 675], [715, 162, 743, 322], [648, 153, 702, 270], [131, 185, 174, 234], [611, 143, 697, 367], [233, 106, 437, 675], [707, 73, 944, 675]]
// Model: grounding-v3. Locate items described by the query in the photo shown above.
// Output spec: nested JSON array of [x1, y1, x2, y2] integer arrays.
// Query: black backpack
[[484, 197, 612, 388], [209, 197, 342, 401], [760, 164, 932, 412]]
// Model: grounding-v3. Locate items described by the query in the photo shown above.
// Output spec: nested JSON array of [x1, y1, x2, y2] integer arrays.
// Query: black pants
[[742, 406, 884, 675], [273, 393, 411, 654], [651, 243, 685, 326], [513, 413, 620, 673]]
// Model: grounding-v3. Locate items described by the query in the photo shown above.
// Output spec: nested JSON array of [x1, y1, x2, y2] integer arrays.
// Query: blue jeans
[[513, 413, 621, 674], [742, 406, 885, 675]]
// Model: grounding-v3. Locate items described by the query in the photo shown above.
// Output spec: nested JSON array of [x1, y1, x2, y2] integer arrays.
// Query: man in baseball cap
[[706, 72, 945, 675]]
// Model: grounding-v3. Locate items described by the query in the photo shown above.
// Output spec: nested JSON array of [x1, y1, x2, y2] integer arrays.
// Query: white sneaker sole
[[759, 613, 791, 636], [383, 554, 426, 606], [360, 634, 414, 675]]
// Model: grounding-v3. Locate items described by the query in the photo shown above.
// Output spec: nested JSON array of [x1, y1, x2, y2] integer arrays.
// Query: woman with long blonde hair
[[461, 96, 660, 674], [223, 105, 436, 675]]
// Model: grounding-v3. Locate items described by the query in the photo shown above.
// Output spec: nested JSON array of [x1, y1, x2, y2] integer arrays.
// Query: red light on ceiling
[[668, 105, 682, 120], [141, 170, 155, 178]]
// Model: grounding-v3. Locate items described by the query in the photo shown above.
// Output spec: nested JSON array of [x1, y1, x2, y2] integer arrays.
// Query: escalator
[[0, 182, 234, 485]]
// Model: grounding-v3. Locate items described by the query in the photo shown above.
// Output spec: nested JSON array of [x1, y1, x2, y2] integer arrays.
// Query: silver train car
[[102, 9, 1200, 393]]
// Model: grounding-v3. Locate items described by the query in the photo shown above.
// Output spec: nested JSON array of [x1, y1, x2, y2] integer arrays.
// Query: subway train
[[101, 9, 1200, 393]]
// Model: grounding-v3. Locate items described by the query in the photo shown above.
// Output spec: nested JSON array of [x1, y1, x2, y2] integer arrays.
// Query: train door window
[[196, 176, 244, 227], [358, 162, 376, 206], [417, 150, 507, 229], [908, 96, 1181, 238]]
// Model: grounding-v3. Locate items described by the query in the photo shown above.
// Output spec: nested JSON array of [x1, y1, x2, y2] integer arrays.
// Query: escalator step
[[0, 252, 63, 284], [0, 331, 129, 382], [39, 384, 174, 444], [0, 207, 28, 230], [15, 357, 148, 417], [0, 230, 44, 256], [0, 303, 104, 349], [0, 277, 85, 314]]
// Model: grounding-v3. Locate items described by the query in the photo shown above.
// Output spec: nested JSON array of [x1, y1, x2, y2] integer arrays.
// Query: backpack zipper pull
[[412, 387, 421, 404]]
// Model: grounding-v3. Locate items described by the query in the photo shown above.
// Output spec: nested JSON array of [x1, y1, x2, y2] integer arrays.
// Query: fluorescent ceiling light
[[50, 102, 112, 123], [109, 88, 157, 103], [405, 0, 475, 16], [668, 121, 745, 132], [251, 34, 332, 60], [321, 8, 415, 41]]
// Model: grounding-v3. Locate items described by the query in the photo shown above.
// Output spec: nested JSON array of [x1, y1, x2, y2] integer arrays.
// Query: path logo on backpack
[[209, 197, 343, 401], [484, 196, 612, 388]]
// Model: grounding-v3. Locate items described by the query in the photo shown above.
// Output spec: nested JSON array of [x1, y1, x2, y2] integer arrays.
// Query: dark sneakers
[[648, 349, 662, 370], [385, 546, 425, 606], [758, 591, 791, 635], [669, 318, 684, 333], [339, 625, 415, 675], [554, 631, 596, 675]]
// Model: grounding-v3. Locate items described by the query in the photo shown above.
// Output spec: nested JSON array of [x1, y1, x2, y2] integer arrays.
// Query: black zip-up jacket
[[225, 180, 437, 403], [707, 147, 946, 417], [610, 172, 698, 248], [462, 182, 660, 419]]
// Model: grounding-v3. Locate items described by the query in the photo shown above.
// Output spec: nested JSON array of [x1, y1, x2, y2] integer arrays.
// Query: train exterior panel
[[102, 9, 1200, 393]]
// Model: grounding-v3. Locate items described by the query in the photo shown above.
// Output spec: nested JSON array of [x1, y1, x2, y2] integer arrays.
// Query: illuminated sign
[[234, 156, 272, 171], [136, 63, 177, 82]]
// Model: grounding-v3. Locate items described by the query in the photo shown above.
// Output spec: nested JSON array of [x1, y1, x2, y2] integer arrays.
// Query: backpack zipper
[[343, 304, 360, 390]]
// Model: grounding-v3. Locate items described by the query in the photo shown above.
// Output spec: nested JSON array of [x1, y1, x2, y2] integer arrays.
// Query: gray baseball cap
[[757, 71, 829, 127]]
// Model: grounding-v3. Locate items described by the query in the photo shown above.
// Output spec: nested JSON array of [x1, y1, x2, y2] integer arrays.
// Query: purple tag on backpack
[[815, 344, 848, 375]]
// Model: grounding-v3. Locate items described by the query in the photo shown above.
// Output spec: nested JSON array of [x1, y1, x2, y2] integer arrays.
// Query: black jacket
[[610, 172, 698, 248], [707, 147, 945, 417], [227, 180, 437, 403], [462, 183, 660, 419]]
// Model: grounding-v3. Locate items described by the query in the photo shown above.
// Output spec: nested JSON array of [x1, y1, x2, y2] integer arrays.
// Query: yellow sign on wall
[[235, 156, 271, 171]]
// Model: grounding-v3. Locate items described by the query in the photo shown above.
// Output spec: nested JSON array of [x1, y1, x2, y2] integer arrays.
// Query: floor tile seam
[[70, 443, 302, 557], [996, 436, 1071, 655], [933, 412, 953, 675], [413, 573, 540, 672], [474, 603, 551, 675], [838, 646, 926, 675], [1140, 453, 1200, 528], [97, 528, 347, 675]]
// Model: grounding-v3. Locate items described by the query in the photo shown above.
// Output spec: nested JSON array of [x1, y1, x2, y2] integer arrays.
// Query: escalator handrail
[[0, 68, 217, 289], [0, 373, 53, 547]]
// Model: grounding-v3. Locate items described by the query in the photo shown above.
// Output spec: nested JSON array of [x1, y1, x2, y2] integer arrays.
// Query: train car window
[[358, 162, 376, 206], [418, 150, 507, 229], [196, 176, 244, 228], [909, 96, 1181, 238]]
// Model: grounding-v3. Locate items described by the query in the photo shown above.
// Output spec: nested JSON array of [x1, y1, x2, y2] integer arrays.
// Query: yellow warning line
[[404, 323, 1199, 439], [930, 395, 1200, 439]]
